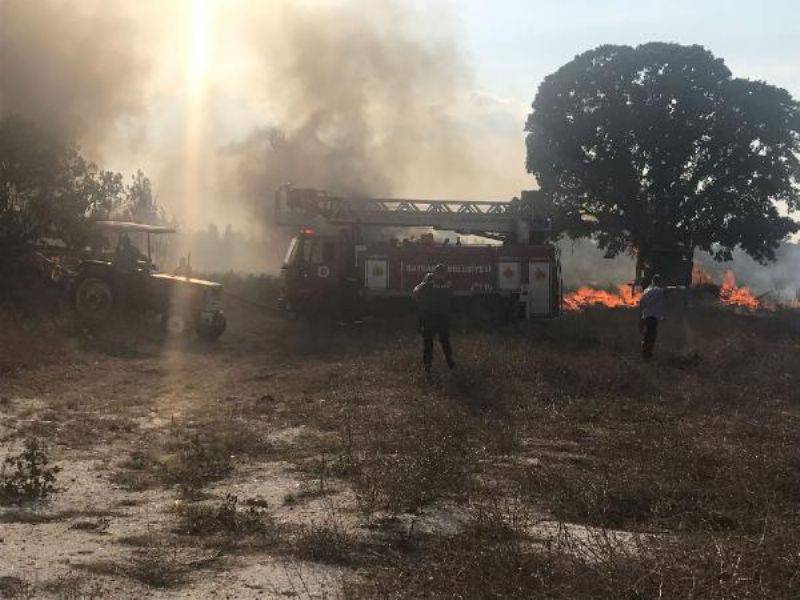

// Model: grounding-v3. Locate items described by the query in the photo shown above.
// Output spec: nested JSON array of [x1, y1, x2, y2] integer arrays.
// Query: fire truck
[[275, 185, 562, 322]]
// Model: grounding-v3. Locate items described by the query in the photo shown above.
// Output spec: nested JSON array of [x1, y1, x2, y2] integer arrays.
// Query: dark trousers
[[421, 313, 454, 369], [640, 316, 659, 360]]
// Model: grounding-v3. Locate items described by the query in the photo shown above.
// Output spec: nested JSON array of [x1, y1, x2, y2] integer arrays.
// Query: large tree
[[525, 43, 800, 282], [0, 116, 124, 281], [123, 170, 163, 225]]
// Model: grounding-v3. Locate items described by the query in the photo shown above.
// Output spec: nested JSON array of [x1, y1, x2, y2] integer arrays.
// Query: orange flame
[[718, 270, 764, 311], [564, 266, 787, 312], [563, 284, 641, 311]]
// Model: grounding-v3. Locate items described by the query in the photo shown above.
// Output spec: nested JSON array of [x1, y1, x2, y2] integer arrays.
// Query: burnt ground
[[1, 276, 799, 599]]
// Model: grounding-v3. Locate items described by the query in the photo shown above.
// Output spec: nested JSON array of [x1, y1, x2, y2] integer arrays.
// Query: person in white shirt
[[638, 274, 674, 360]]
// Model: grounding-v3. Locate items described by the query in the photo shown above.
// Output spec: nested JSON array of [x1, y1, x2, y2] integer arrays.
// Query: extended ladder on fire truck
[[274, 184, 550, 241], [273, 184, 562, 320]]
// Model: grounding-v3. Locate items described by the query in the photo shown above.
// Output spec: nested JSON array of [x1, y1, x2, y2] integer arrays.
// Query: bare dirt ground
[[2, 278, 799, 598]]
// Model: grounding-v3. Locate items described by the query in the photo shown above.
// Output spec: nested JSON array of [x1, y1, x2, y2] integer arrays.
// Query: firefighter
[[413, 264, 456, 373], [638, 274, 684, 361]]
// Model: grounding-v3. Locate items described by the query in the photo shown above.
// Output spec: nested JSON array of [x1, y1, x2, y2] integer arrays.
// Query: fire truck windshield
[[303, 239, 324, 263]]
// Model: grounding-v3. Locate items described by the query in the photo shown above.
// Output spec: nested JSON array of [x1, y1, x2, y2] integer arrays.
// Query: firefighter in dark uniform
[[115, 233, 143, 272], [413, 264, 456, 373]]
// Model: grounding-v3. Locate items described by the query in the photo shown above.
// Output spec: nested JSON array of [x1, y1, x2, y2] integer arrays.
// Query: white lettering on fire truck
[[404, 264, 493, 274], [471, 282, 493, 292]]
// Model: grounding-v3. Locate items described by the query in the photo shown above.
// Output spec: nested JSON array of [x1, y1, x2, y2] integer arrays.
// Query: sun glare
[[183, 0, 214, 227], [188, 0, 213, 91]]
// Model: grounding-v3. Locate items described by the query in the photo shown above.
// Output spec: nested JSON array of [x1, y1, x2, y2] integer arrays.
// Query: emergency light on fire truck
[[274, 184, 563, 321]]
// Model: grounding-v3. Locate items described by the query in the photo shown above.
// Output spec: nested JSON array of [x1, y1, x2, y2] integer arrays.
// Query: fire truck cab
[[276, 185, 562, 321], [280, 228, 357, 315]]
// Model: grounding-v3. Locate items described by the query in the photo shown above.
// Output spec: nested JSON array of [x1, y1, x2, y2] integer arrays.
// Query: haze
[[2, 0, 798, 234]]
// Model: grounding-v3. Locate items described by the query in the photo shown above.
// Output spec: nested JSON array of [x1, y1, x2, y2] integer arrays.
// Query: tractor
[[68, 221, 226, 340]]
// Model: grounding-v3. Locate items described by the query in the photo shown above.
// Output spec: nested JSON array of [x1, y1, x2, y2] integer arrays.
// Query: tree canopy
[[0, 115, 159, 281], [123, 169, 164, 225], [525, 43, 800, 264]]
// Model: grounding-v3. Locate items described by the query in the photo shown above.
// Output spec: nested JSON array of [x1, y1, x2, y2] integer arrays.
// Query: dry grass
[[293, 517, 357, 566], [3, 285, 800, 598], [344, 508, 800, 599], [291, 305, 800, 598], [175, 493, 276, 540], [39, 575, 104, 599], [0, 575, 31, 599], [331, 399, 481, 516], [523, 414, 799, 532], [109, 416, 274, 495], [82, 546, 220, 589], [0, 312, 71, 377]]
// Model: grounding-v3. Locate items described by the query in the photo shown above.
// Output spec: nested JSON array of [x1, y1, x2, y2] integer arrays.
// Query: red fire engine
[[275, 185, 562, 321]]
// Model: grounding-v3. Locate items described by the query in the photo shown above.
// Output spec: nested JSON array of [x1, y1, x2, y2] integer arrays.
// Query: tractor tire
[[74, 277, 115, 321], [196, 313, 226, 341]]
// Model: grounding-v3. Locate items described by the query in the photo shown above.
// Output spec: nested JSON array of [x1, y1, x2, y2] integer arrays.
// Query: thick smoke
[[0, 0, 149, 150], [219, 0, 491, 226]]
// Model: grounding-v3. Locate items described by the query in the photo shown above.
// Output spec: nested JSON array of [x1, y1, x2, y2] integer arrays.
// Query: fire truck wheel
[[74, 277, 115, 321]]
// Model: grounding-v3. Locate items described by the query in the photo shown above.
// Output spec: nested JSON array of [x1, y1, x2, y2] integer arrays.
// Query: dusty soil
[[2, 283, 799, 598]]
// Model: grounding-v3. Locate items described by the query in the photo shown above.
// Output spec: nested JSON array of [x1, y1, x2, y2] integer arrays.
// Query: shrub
[[346, 400, 479, 515], [294, 517, 355, 565], [162, 437, 232, 490], [0, 438, 61, 504], [176, 493, 273, 536]]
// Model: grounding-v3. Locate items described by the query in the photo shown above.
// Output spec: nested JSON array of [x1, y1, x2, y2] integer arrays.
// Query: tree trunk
[[636, 247, 694, 287]]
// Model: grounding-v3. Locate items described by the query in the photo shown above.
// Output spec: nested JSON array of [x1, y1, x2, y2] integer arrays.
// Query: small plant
[[177, 493, 273, 536], [0, 438, 61, 504], [83, 546, 219, 589], [163, 437, 232, 490], [347, 401, 478, 515], [294, 517, 355, 565], [40, 575, 104, 599], [0, 575, 31, 599], [120, 547, 199, 588]]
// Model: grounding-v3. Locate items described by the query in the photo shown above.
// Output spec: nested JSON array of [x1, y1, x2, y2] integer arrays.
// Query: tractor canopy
[[92, 221, 176, 234]]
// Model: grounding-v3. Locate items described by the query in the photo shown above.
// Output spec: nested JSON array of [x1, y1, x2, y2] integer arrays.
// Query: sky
[[455, 0, 800, 101], [2, 0, 798, 232], [439, 0, 800, 206]]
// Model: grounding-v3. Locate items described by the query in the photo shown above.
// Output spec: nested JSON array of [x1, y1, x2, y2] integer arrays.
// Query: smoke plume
[[219, 0, 494, 226], [0, 0, 531, 270], [0, 0, 149, 150]]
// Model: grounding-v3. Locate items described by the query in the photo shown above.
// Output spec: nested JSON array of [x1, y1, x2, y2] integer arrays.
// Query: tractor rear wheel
[[74, 278, 114, 321], [196, 313, 226, 341]]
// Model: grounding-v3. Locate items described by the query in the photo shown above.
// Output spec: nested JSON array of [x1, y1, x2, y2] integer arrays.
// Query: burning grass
[[563, 283, 640, 311], [564, 264, 800, 312]]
